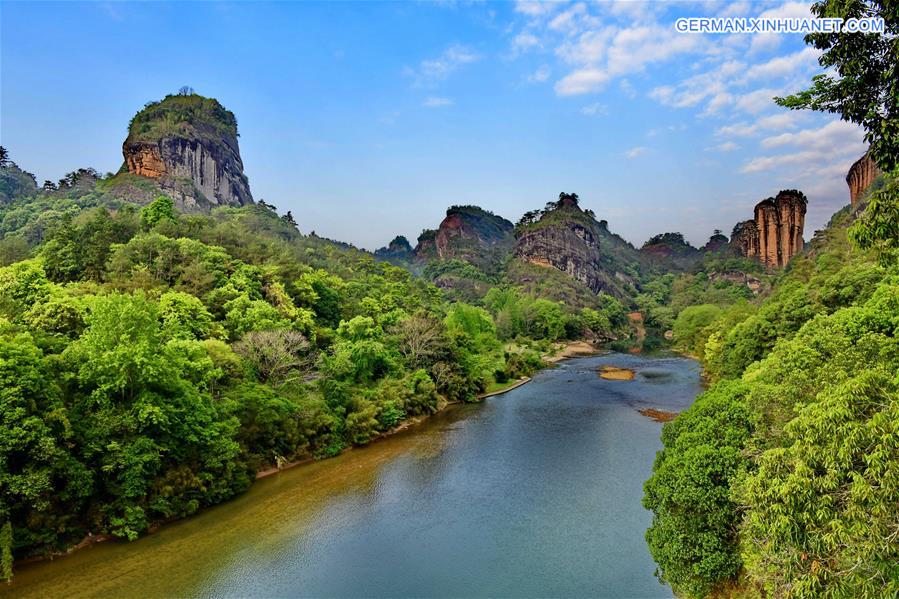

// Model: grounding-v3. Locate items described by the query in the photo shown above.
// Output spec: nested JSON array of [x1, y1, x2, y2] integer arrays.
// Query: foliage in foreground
[[1, 191, 606, 572]]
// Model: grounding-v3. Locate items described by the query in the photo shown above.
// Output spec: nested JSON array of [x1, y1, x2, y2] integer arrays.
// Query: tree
[[643, 380, 753, 597], [776, 1, 899, 171], [140, 195, 177, 230], [234, 329, 312, 386], [0, 146, 8, 167], [282, 211, 298, 228], [392, 314, 441, 368], [849, 170, 899, 259]]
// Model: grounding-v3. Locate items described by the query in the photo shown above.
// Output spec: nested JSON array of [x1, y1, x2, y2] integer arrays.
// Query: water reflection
[[8, 353, 697, 598]]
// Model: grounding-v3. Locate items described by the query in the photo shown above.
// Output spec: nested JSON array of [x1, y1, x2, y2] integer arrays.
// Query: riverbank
[[12, 339, 603, 572], [6, 351, 697, 599]]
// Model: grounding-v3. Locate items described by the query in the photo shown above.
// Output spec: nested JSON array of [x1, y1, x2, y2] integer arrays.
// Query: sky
[[1, 0, 867, 251]]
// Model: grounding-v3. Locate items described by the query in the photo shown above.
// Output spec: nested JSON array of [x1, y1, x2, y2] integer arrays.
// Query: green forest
[[0, 169, 629, 576], [0, 0, 897, 596], [644, 1, 899, 597]]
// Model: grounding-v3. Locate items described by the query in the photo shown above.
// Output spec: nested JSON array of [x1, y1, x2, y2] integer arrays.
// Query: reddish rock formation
[[121, 93, 254, 211], [731, 190, 806, 268], [414, 205, 514, 267], [730, 219, 760, 259], [846, 153, 881, 207], [124, 145, 168, 179]]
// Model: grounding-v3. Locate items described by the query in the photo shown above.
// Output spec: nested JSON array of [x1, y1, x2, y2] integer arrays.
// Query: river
[[6, 352, 701, 598]]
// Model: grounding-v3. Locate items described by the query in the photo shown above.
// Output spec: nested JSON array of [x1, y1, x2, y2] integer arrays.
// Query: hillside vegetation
[[643, 1, 899, 595], [0, 178, 631, 578]]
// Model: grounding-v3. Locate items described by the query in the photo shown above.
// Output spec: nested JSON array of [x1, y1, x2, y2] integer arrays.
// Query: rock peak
[[846, 152, 881, 207], [731, 190, 806, 268], [122, 92, 253, 210]]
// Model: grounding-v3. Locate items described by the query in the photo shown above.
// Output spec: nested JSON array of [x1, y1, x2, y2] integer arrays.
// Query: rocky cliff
[[119, 93, 253, 210], [846, 152, 881, 207], [414, 205, 514, 269], [512, 193, 641, 298], [731, 190, 806, 268]]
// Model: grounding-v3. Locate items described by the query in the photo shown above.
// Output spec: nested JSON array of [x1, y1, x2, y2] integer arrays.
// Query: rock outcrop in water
[[120, 92, 253, 211], [730, 190, 806, 269], [846, 152, 881, 207]]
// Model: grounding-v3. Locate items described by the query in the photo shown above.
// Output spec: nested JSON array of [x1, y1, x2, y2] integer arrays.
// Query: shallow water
[[7, 352, 700, 598]]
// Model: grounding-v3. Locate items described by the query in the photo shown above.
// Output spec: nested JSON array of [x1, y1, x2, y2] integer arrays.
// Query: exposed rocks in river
[[730, 190, 806, 269], [119, 93, 254, 211], [846, 152, 881, 207]]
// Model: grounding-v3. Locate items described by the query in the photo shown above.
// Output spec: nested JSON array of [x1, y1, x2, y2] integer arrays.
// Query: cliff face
[[846, 153, 881, 207], [121, 93, 253, 211], [512, 193, 641, 297], [731, 190, 806, 268], [414, 206, 514, 267]]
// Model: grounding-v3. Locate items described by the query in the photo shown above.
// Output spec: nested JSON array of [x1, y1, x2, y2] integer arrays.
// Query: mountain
[[511, 193, 643, 300], [639, 232, 700, 270], [108, 92, 254, 211], [846, 152, 881, 207], [374, 235, 415, 265], [414, 205, 515, 272], [0, 151, 37, 204]]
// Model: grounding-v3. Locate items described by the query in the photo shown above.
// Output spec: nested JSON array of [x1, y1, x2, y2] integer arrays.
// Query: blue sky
[[1, 1, 866, 250]]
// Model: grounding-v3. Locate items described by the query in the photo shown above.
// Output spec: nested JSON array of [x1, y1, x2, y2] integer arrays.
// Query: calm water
[[7, 352, 701, 598]]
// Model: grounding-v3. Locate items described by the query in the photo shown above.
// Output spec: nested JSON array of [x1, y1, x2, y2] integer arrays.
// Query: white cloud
[[423, 96, 454, 108], [625, 146, 647, 159], [706, 141, 740, 152], [704, 92, 734, 114], [581, 102, 607, 116], [527, 65, 551, 82], [716, 122, 758, 137], [735, 88, 781, 114], [406, 44, 480, 86], [756, 112, 806, 131], [742, 47, 820, 81], [512, 31, 541, 53], [760, 119, 863, 150], [515, 1, 556, 17], [749, 1, 813, 54], [555, 67, 609, 95]]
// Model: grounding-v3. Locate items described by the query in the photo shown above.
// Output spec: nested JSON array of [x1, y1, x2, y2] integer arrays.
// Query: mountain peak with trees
[[109, 89, 254, 211]]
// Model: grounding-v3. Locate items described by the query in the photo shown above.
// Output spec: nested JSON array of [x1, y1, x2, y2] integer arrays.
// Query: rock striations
[[846, 152, 881, 207], [731, 190, 806, 269], [121, 93, 253, 211], [513, 193, 641, 297]]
